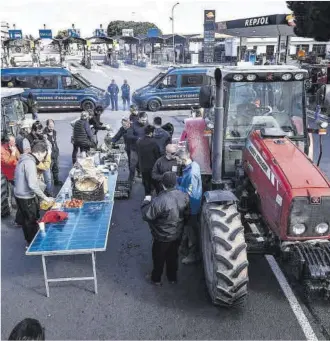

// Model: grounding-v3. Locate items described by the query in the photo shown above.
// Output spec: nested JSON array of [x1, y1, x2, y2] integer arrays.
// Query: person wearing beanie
[[141, 171, 190, 285]]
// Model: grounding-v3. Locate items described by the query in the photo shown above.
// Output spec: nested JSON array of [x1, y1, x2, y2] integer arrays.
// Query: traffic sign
[[95, 29, 107, 37], [68, 29, 81, 38], [147, 28, 160, 38], [8, 30, 23, 40], [39, 29, 52, 39]]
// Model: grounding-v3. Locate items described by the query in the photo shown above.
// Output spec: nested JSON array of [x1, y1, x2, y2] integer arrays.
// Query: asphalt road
[[1, 64, 330, 340]]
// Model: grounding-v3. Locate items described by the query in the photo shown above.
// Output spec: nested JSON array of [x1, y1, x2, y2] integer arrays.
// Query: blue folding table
[[26, 171, 118, 297]]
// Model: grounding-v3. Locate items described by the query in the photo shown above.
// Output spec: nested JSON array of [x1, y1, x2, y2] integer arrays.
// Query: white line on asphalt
[[265, 255, 318, 341], [248, 223, 318, 341]]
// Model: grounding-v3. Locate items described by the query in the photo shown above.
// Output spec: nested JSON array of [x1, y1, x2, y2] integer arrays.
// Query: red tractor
[[181, 65, 330, 307]]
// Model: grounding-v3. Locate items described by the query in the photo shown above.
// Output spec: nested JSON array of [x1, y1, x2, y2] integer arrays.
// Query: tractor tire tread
[[201, 202, 249, 307]]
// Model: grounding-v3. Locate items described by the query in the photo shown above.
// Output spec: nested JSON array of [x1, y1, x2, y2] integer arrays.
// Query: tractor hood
[[255, 131, 330, 190]]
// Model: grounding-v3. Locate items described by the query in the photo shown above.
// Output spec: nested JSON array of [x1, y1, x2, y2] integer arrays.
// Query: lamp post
[[171, 2, 180, 64]]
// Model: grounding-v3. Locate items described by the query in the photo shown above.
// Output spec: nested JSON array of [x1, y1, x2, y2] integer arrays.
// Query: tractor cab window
[[223, 80, 305, 176], [225, 81, 305, 140]]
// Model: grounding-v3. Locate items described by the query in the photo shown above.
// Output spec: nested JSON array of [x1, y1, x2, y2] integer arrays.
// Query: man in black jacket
[[111, 118, 132, 165], [89, 106, 111, 145], [153, 116, 171, 155], [44, 119, 63, 186], [152, 144, 178, 193], [141, 172, 190, 285], [127, 112, 149, 183], [72, 111, 95, 164], [137, 125, 160, 195]]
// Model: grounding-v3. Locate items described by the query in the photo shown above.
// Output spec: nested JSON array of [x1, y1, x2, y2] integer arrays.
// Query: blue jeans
[[42, 169, 53, 195], [32, 111, 39, 120], [110, 96, 118, 111], [122, 96, 130, 110]]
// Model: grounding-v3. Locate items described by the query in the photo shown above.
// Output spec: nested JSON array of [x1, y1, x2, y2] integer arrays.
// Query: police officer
[[121, 80, 131, 111], [108, 79, 119, 111]]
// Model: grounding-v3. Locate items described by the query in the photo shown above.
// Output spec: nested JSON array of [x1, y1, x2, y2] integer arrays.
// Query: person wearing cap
[[89, 106, 111, 145], [16, 120, 33, 154], [152, 144, 178, 194], [137, 125, 160, 195], [44, 119, 63, 186], [121, 79, 131, 110], [141, 171, 190, 285], [129, 105, 139, 123], [27, 121, 53, 196], [111, 118, 134, 166], [72, 111, 95, 164]]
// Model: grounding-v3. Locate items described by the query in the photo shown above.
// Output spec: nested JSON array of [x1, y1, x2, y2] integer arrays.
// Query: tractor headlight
[[315, 223, 329, 234], [292, 223, 306, 235], [282, 73, 292, 81], [294, 73, 304, 80], [233, 74, 244, 81]]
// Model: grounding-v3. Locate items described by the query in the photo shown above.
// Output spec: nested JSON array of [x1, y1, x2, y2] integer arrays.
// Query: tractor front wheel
[[201, 202, 249, 307]]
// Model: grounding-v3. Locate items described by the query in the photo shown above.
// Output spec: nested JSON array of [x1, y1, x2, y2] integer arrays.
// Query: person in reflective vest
[[108, 79, 119, 111]]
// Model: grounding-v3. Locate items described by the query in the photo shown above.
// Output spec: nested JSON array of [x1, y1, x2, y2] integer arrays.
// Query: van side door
[[156, 74, 178, 108], [59, 76, 84, 108], [36, 75, 60, 109], [178, 73, 206, 107]]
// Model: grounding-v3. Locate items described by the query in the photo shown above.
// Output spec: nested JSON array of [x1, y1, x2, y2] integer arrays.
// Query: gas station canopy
[[216, 14, 295, 37]]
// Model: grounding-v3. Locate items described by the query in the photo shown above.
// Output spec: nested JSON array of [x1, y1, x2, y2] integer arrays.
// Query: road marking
[[247, 222, 318, 340], [265, 255, 318, 341]]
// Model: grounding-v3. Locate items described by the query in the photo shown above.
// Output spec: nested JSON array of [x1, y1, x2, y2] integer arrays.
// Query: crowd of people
[[1, 94, 203, 290], [110, 105, 203, 285]]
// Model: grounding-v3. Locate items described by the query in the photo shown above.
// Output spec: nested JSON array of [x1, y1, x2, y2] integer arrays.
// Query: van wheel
[[82, 100, 95, 112], [148, 99, 161, 112]]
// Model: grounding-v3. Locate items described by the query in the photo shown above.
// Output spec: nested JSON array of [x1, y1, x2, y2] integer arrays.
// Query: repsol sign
[[245, 16, 269, 27]]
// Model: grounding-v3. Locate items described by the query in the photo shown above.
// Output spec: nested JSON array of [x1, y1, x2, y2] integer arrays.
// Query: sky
[[2, 0, 290, 37]]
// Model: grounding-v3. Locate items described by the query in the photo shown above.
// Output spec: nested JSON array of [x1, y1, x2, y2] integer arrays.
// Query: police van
[[132, 67, 210, 111], [1, 67, 110, 112]]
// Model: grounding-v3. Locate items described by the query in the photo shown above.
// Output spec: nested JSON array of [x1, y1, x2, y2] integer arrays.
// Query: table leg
[[92, 252, 98, 294], [42, 255, 50, 297]]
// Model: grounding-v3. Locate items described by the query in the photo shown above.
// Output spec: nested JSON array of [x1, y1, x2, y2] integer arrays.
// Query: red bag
[[39, 211, 69, 224]]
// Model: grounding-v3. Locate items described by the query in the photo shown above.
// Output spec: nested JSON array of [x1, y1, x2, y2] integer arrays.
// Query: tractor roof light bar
[[212, 68, 224, 187]]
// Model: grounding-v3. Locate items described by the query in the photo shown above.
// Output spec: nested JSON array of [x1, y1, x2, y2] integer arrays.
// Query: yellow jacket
[[37, 153, 51, 171]]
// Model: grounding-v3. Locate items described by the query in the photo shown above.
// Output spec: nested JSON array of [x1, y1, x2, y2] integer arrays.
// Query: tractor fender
[[183, 118, 212, 174], [204, 189, 238, 204]]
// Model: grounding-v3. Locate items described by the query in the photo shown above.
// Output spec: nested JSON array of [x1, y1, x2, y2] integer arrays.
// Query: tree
[[287, 1, 330, 41], [107, 21, 162, 37]]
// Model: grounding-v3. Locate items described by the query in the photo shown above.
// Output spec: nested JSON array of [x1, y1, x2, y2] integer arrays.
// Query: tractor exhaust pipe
[[212, 68, 224, 186]]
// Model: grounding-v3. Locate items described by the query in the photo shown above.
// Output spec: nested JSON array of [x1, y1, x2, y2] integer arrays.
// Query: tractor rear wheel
[[201, 202, 249, 307], [1, 174, 12, 217]]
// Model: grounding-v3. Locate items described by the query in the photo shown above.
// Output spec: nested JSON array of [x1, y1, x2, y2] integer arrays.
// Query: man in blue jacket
[[108, 79, 119, 111], [121, 79, 130, 111], [176, 149, 202, 264]]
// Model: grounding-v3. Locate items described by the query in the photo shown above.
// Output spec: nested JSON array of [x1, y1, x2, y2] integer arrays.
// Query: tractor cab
[[1, 88, 26, 140], [192, 66, 310, 177]]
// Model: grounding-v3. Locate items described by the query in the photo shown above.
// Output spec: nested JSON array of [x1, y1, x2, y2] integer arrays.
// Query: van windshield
[[73, 73, 91, 87], [148, 73, 165, 86]]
